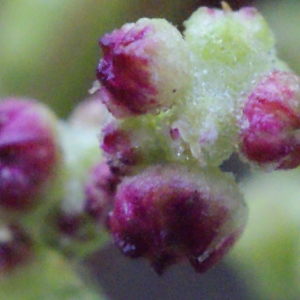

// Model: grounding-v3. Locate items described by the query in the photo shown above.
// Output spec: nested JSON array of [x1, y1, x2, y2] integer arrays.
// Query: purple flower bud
[[53, 211, 90, 240], [108, 163, 247, 274], [96, 18, 193, 118], [169, 127, 181, 140], [84, 161, 120, 221], [240, 70, 300, 170], [0, 223, 34, 274], [0, 98, 60, 211], [101, 122, 142, 175], [101, 116, 180, 177]]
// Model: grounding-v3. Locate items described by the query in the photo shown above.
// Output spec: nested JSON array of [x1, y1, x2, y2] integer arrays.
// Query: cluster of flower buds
[[0, 98, 60, 273], [92, 3, 300, 274], [0, 97, 112, 272], [41, 98, 114, 258], [1, 2, 300, 281]]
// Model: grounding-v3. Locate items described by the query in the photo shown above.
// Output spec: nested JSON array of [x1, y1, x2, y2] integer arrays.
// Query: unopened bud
[[0, 98, 60, 212], [109, 163, 247, 274], [84, 161, 120, 220], [101, 121, 142, 175], [96, 18, 193, 118], [240, 70, 300, 170]]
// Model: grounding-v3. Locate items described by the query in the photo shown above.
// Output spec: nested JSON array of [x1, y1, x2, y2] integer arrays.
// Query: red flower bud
[[109, 163, 247, 274], [0, 98, 60, 211], [101, 122, 143, 176], [240, 71, 300, 170], [96, 18, 192, 118], [84, 161, 120, 221]]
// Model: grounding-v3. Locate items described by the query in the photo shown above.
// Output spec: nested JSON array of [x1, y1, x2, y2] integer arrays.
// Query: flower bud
[[109, 163, 247, 274], [101, 113, 186, 176], [0, 223, 34, 274], [101, 121, 142, 175], [0, 98, 60, 212], [96, 18, 193, 118], [240, 70, 300, 170], [84, 161, 120, 220]]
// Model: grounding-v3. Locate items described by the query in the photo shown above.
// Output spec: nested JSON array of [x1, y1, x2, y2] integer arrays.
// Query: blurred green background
[[0, 1, 300, 299], [1, 0, 299, 119], [0, 0, 199, 117]]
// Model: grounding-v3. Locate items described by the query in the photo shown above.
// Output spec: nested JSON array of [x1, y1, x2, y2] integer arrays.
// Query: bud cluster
[[0, 97, 112, 272], [92, 4, 300, 274], [41, 98, 113, 258], [1, 2, 299, 285], [0, 98, 61, 273]]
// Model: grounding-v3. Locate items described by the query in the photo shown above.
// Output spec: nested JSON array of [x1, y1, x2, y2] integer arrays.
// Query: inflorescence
[[1, 4, 300, 277]]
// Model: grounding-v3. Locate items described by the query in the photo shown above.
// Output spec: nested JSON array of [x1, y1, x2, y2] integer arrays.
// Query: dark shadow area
[[220, 153, 251, 182], [86, 243, 252, 300]]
